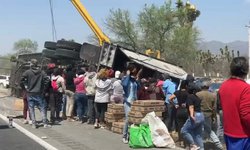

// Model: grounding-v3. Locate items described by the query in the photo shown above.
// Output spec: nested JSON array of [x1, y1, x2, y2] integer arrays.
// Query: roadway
[[0, 118, 45, 150]]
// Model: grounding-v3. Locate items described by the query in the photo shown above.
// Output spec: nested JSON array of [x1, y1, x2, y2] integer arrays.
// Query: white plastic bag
[[141, 111, 175, 148]]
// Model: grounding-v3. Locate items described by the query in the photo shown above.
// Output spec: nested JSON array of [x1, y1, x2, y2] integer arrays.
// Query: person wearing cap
[[110, 71, 124, 104], [219, 57, 250, 149], [196, 80, 223, 150], [20, 59, 50, 128]]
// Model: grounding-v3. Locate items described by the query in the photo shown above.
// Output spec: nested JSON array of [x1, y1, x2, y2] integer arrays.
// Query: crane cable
[[49, 0, 57, 41]]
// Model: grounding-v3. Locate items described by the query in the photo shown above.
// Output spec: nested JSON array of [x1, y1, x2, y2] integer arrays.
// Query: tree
[[105, 9, 139, 50], [105, 1, 201, 72], [0, 54, 14, 75], [13, 39, 38, 55]]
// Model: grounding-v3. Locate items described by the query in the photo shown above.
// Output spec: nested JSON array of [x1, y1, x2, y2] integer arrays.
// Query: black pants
[[176, 107, 188, 141], [164, 103, 177, 132], [50, 92, 63, 121], [87, 95, 95, 122], [94, 102, 108, 123]]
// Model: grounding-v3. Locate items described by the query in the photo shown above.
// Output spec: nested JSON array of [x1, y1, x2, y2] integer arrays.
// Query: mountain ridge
[[198, 40, 248, 56]]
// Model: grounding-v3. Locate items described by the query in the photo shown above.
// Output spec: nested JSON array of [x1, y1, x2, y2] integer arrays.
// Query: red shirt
[[74, 75, 86, 94], [219, 78, 250, 138]]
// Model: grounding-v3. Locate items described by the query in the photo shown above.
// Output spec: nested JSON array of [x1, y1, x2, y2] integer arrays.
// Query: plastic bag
[[141, 112, 175, 148], [129, 124, 154, 148]]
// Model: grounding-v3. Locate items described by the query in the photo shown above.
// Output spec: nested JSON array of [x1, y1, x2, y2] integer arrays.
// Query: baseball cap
[[115, 71, 121, 79]]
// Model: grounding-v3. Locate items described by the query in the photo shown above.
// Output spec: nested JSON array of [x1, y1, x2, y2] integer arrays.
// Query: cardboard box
[[131, 106, 165, 112], [105, 122, 112, 131], [128, 116, 163, 125], [107, 108, 125, 114], [105, 112, 125, 123], [108, 104, 124, 110], [129, 111, 162, 118], [112, 122, 125, 129], [105, 112, 124, 119], [111, 127, 123, 134], [132, 100, 165, 106], [128, 117, 142, 125]]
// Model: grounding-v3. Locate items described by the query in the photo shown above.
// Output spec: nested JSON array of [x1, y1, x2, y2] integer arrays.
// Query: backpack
[[51, 79, 59, 92]]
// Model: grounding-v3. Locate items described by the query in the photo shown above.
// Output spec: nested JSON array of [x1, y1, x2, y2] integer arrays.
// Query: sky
[[0, 0, 250, 55]]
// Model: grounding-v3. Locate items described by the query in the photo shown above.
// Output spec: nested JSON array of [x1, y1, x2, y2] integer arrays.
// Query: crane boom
[[70, 0, 110, 46]]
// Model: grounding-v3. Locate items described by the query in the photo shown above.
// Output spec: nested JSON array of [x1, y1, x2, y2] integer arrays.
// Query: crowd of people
[[19, 57, 250, 150]]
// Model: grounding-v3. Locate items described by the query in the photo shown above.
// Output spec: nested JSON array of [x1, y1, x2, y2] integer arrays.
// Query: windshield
[[209, 83, 221, 92]]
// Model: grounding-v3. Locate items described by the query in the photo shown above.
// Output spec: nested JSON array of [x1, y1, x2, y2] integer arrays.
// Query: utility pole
[[246, 22, 250, 79]]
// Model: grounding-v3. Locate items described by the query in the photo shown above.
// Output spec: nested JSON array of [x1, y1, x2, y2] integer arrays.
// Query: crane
[[70, 0, 110, 46], [70, 0, 161, 59]]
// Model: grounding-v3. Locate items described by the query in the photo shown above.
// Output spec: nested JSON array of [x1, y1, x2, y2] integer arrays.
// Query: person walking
[[181, 82, 204, 150], [22, 90, 31, 124], [196, 80, 223, 150], [20, 59, 50, 128], [169, 80, 189, 146], [219, 57, 250, 150]]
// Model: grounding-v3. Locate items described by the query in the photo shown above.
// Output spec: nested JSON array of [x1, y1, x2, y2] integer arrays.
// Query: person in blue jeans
[[74, 69, 88, 123], [122, 64, 141, 144], [181, 82, 204, 150], [20, 59, 50, 129], [162, 74, 177, 132], [196, 81, 223, 150]]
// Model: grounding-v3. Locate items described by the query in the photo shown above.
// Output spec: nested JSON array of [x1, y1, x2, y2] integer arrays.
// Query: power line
[[49, 0, 57, 41]]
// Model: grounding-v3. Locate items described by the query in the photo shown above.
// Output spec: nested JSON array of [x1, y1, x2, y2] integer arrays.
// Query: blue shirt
[[162, 79, 177, 104], [122, 76, 139, 104]]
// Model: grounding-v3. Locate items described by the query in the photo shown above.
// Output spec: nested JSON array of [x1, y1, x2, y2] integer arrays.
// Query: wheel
[[44, 41, 57, 50], [56, 40, 82, 52], [55, 48, 80, 60], [42, 49, 58, 59]]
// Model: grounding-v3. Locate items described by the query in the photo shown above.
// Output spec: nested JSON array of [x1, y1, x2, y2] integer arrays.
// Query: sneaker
[[67, 118, 75, 122], [28, 120, 32, 125], [87, 119, 94, 124], [32, 124, 37, 129], [23, 120, 28, 124], [94, 123, 100, 129], [122, 138, 128, 144], [43, 124, 52, 128]]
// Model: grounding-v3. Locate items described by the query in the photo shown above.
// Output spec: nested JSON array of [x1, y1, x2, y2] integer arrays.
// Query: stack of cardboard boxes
[[105, 104, 125, 134], [111, 122, 125, 134], [128, 100, 165, 124]]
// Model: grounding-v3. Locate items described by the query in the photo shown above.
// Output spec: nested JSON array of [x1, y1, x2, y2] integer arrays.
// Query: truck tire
[[56, 40, 82, 52], [55, 48, 80, 60], [42, 49, 57, 58], [44, 41, 57, 50]]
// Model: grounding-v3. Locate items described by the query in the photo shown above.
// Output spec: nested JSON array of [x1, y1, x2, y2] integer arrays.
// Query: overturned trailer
[[80, 42, 187, 84], [10, 53, 44, 98]]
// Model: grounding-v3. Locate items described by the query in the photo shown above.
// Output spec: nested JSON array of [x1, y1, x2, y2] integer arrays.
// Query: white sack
[[141, 111, 175, 148]]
